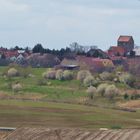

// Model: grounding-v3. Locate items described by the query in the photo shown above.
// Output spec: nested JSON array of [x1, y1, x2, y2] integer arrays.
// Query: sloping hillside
[[5, 127, 140, 140]]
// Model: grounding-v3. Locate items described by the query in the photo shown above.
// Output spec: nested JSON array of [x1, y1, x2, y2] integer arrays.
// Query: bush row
[[43, 69, 74, 81], [86, 84, 119, 100], [7, 67, 136, 88]]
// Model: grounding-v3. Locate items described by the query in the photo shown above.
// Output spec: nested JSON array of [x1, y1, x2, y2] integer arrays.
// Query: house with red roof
[[76, 56, 114, 73], [59, 56, 114, 73], [4, 50, 18, 58], [108, 46, 126, 57], [108, 35, 134, 57], [117, 35, 134, 52]]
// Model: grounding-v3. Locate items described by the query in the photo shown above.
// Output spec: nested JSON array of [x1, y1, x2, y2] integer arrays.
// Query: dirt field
[[0, 131, 11, 140], [4, 127, 140, 140]]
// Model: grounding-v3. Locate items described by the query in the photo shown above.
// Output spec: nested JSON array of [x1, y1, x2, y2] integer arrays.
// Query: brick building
[[117, 36, 134, 52]]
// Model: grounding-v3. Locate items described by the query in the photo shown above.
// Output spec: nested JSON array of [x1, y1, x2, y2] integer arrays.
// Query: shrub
[[37, 78, 46, 86], [6, 82, 12, 89], [99, 72, 114, 81], [133, 81, 140, 89], [129, 64, 140, 76], [77, 70, 92, 82], [115, 65, 125, 73], [56, 70, 64, 80], [130, 94, 140, 100], [63, 70, 73, 80], [119, 73, 135, 87], [105, 85, 119, 100], [83, 76, 95, 87], [97, 83, 108, 97], [130, 95, 135, 100], [7, 68, 18, 77], [19, 66, 32, 78], [29, 74, 35, 78], [12, 83, 22, 93], [124, 93, 129, 100], [113, 78, 119, 83], [47, 81, 52, 86], [86, 86, 97, 100], [42, 72, 47, 79], [111, 125, 122, 129], [134, 94, 140, 99], [43, 70, 56, 80]]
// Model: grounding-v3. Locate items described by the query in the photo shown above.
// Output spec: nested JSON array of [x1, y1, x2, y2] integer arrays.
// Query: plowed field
[[4, 128, 140, 140]]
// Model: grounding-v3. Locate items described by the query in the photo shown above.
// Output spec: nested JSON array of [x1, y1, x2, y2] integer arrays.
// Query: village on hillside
[[1, 0, 140, 138], [0, 35, 139, 74], [0, 36, 140, 139]]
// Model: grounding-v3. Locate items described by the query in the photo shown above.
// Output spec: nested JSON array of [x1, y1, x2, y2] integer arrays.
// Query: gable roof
[[109, 46, 126, 53], [118, 36, 133, 42], [109, 46, 126, 51], [108, 46, 126, 56], [4, 51, 18, 58], [87, 48, 109, 58]]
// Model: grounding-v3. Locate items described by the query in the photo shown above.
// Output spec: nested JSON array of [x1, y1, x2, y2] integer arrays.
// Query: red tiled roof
[[118, 36, 132, 42], [4, 51, 18, 58], [110, 46, 126, 52], [108, 46, 126, 56], [76, 56, 114, 71]]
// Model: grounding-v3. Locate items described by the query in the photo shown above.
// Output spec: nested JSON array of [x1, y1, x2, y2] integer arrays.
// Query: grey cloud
[[0, 0, 140, 49]]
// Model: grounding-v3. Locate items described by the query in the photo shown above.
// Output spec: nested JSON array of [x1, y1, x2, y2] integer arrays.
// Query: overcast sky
[[0, 0, 140, 50]]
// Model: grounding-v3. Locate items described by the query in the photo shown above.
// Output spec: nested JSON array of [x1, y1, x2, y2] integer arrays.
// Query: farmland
[[0, 66, 137, 106], [0, 66, 139, 130], [5, 128, 140, 140], [0, 100, 140, 129]]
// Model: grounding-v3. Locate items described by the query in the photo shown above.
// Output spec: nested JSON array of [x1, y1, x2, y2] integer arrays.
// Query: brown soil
[[0, 131, 11, 140], [4, 127, 140, 140], [118, 100, 140, 109]]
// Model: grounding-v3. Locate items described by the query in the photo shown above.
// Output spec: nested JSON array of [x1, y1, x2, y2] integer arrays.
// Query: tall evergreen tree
[[32, 44, 44, 53]]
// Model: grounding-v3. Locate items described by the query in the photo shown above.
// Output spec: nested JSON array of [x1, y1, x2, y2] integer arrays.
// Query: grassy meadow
[[0, 67, 85, 101], [0, 66, 128, 104], [0, 66, 139, 129], [0, 100, 140, 129]]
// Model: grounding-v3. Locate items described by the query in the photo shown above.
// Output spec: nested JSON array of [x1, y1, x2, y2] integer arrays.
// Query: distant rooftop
[[118, 36, 133, 42]]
